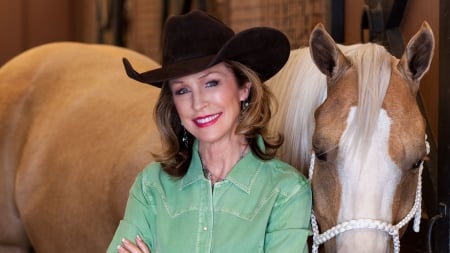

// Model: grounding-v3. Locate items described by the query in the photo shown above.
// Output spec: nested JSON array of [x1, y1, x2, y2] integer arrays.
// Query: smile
[[193, 113, 222, 127]]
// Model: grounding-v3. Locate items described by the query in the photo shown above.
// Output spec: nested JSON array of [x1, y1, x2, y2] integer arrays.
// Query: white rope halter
[[308, 136, 430, 253]]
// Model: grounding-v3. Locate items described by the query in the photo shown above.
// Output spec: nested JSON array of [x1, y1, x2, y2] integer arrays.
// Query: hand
[[117, 235, 150, 253]]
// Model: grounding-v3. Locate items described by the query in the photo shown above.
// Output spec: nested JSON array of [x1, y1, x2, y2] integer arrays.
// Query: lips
[[193, 113, 222, 127]]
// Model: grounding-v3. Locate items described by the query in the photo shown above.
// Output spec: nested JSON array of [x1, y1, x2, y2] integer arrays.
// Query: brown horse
[[0, 22, 434, 253], [0, 42, 161, 253], [267, 22, 434, 252]]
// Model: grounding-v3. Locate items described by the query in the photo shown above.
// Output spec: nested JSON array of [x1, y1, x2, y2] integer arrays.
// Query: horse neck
[[267, 48, 327, 174]]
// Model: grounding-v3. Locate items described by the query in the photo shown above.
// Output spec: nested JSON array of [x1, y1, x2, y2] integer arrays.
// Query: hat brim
[[123, 27, 290, 88], [123, 55, 216, 87]]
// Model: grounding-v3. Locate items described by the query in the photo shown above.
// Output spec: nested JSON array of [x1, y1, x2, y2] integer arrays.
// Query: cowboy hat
[[122, 10, 290, 88]]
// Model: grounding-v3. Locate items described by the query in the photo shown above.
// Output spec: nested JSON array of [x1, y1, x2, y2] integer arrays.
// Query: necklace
[[199, 144, 248, 185]]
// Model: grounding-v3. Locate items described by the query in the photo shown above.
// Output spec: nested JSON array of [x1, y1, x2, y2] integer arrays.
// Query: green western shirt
[[107, 140, 312, 253]]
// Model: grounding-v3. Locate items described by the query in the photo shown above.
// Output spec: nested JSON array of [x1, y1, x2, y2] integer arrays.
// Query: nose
[[192, 90, 207, 111]]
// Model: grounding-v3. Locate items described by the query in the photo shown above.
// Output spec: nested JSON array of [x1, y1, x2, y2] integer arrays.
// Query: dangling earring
[[241, 100, 249, 112], [239, 100, 249, 122], [182, 127, 189, 148]]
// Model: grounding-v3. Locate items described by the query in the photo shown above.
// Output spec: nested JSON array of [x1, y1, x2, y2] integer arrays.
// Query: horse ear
[[398, 21, 435, 91], [309, 23, 350, 79]]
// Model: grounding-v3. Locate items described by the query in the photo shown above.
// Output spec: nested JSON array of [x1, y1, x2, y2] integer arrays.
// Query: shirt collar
[[180, 140, 205, 188], [224, 152, 262, 193], [181, 137, 265, 194]]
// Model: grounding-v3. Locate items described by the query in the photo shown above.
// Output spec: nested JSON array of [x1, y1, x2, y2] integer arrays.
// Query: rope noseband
[[309, 136, 429, 253]]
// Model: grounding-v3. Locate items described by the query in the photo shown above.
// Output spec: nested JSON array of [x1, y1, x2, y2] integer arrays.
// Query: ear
[[239, 81, 251, 101], [397, 21, 435, 92], [309, 23, 350, 79]]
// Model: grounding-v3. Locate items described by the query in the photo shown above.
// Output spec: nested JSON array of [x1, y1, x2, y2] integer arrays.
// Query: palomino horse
[[267, 22, 434, 252], [0, 23, 434, 253], [0, 42, 161, 253]]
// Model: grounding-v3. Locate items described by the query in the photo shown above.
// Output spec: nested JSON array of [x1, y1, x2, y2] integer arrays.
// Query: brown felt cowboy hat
[[122, 10, 291, 88]]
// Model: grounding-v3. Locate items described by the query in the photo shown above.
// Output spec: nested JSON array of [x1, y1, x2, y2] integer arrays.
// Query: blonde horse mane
[[267, 47, 326, 173], [267, 43, 393, 174]]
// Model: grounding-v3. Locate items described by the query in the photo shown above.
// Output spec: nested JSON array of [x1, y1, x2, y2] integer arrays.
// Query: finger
[[117, 244, 129, 253], [136, 235, 151, 253], [121, 238, 142, 253]]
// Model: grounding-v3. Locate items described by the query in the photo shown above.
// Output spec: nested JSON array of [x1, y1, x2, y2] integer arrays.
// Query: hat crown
[[162, 11, 234, 66]]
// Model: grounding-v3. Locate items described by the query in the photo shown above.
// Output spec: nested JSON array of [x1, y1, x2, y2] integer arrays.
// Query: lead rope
[[309, 136, 430, 253]]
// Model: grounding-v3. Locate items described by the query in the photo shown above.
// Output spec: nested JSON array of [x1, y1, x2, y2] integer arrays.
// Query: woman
[[107, 10, 311, 253]]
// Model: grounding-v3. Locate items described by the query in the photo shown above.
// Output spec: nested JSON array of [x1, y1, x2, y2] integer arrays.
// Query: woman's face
[[170, 62, 250, 145]]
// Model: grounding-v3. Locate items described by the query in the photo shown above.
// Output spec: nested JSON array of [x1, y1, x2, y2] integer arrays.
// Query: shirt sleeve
[[106, 171, 155, 253], [264, 177, 312, 253]]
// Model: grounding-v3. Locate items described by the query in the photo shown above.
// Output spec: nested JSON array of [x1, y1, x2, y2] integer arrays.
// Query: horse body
[[267, 23, 434, 252], [0, 42, 161, 253], [0, 23, 434, 253]]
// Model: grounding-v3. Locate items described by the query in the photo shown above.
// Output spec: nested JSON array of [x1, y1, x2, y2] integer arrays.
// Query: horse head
[[308, 22, 434, 252]]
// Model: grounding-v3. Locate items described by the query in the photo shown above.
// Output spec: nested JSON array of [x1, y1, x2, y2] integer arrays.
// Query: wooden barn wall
[[0, 0, 97, 66], [124, 0, 163, 62], [222, 0, 330, 49]]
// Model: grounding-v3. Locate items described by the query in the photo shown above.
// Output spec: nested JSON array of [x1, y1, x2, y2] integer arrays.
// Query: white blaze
[[336, 107, 401, 252]]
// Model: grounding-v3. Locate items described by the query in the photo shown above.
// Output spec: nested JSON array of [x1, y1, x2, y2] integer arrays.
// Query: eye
[[314, 149, 327, 161], [174, 87, 189, 95], [411, 159, 424, 170], [205, 80, 219, 88]]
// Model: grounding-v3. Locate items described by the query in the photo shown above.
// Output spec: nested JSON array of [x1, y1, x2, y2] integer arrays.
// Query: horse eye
[[412, 159, 423, 170], [315, 151, 327, 161]]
